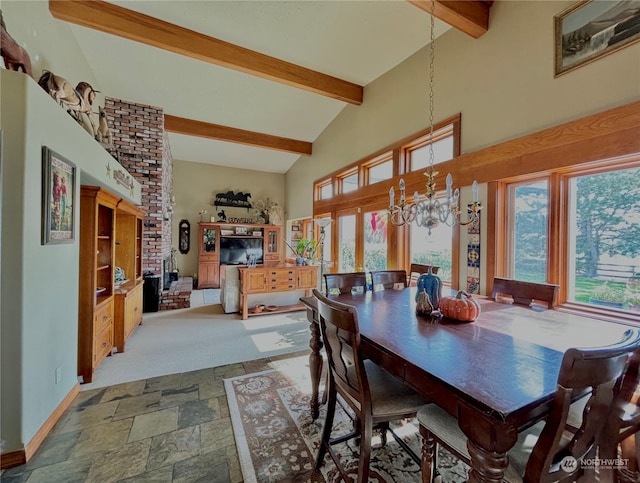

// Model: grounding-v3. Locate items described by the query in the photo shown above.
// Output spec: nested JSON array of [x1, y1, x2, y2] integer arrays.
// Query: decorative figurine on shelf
[[96, 106, 113, 145], [0, 10, 33, 78], [217, 209, 227, 222], [416, 266, 442, 309], [37, 71, 99, 138]]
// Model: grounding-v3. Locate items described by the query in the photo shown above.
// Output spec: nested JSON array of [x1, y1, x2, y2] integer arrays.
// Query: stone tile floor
[[1, 350, 308, 483]]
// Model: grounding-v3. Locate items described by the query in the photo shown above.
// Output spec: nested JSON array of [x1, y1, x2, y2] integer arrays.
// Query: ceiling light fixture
[[389, 1, 481, 235]]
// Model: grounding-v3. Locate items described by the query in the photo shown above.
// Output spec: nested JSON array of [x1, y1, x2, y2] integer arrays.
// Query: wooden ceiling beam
[[49, 0, 363, 105], [408, 0, 491, 39], [164, 115, 312, 156]]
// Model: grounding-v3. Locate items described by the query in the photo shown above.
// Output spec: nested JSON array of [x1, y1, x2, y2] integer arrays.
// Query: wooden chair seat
[[417, 329, 640, 483], [370, 270, 407, 292]]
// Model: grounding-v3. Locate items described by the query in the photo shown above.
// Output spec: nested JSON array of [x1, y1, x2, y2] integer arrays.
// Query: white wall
[[285, 0, 640, 285], [172, 160, 286, 278], [1, 77, 142, 461], [286, 0, 640, 216]]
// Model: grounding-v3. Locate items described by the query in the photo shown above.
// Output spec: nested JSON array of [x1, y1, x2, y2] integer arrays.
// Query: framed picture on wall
[[554, 0, 640, 76], [42, 146, 76, 244]]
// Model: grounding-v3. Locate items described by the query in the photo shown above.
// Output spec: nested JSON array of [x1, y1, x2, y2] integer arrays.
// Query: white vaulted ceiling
[[57, 1, 485, 173]]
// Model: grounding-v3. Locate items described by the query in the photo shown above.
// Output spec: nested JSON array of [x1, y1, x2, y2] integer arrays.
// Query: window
[[500, 160, 640, 315], [507, 179, 549, 283], [410, 222, 453, 282], [566, 166, 640, 311], [365, 154, 393, 185], [364, 211, 388, 272], [318, 180, 333, 200], [406, 125, 455, 172], [339, 171, 358, 194], [338, 214, 356, 272], [313, 116, 461, 279]]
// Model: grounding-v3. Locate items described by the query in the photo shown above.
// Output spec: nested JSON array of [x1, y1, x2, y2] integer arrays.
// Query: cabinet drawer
[[94, 323, 113, 365], [269, 283, 296, 292], [199, 254, 218, 262], [94, 300, 113, 332]]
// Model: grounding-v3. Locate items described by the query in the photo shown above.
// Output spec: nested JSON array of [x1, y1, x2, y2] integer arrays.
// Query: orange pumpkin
[[439, 290, 481, 322]]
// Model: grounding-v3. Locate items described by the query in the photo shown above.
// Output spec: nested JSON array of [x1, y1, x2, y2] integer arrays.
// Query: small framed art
[[42, 146, 76, 244]]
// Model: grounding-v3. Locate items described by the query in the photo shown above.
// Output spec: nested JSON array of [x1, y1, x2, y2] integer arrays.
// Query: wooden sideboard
[[238, 264, 318, 319], [198, 222, 283, 289]]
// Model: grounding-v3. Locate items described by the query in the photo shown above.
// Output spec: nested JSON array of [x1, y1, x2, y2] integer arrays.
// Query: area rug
[[203, 288, 221, 304], [224, 357, 468, 482]]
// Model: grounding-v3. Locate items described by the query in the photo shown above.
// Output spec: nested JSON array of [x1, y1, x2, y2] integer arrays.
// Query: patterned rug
[[224, 357, 468, 482]]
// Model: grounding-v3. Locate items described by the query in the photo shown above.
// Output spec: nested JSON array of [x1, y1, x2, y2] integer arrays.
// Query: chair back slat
[[324, 272, 367, 295], [408, 264, 439, 287], [313, 289, 369, 410], [370, 270, 407, 292], [492, 277, 559, 309], [525, 329, 640, 482]]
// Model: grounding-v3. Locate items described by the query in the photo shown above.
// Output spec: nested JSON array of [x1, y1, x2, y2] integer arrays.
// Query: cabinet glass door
[[202, 228, 216, 253]]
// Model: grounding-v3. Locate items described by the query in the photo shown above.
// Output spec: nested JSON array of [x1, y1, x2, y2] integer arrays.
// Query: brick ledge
[[159, 276, 192, 310]]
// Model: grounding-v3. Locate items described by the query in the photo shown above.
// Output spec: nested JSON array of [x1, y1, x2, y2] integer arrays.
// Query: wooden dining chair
[[324, 271, 368, 295], [370, 270, 407, 292], [313, 289, 425, 482], [491, 277, 559, 309], [417, 329, 640, 483], [408, 263, 439, 287], [568, 350, 640, 483]]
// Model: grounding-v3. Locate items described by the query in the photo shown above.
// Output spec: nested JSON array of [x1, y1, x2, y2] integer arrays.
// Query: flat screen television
[[219, 237, 264, 265]]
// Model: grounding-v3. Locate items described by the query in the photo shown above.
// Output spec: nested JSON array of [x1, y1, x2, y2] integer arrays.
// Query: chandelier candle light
[[389, 1, 481, 235]]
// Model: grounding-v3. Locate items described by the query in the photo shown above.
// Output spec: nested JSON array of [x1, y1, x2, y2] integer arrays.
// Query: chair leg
[[315, 384, 337, 470], [420, 426, 437, 483], [379, 421, 389, 447], [358, 415, 373, 483]]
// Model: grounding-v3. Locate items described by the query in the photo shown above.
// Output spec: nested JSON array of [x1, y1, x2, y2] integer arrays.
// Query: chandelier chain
[[428, 0, 435, 168], [388, 0, 481, 235]]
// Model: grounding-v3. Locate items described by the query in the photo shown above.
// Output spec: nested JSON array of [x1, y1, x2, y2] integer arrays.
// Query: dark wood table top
[[301, 288, 631, 428]]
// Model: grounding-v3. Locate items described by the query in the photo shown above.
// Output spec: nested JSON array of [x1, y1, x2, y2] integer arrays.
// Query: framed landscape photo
[[42, 147, 76, 244], [555, 0, 640, 76]]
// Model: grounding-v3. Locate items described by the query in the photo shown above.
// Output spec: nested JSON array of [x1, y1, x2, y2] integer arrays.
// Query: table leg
[[241, 294, 248, 320], [466, 439, 509, 483], [308, 312, 323, 420]]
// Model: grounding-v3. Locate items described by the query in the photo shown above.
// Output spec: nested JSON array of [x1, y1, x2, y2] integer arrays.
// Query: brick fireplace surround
[[105, 98, 190, 310]]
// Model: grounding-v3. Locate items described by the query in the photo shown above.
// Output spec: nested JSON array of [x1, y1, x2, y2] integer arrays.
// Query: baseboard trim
[[0, 382, 80, 470]]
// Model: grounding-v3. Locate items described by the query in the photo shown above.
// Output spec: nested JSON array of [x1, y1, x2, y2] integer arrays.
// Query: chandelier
[[389, 2, 481, 235]]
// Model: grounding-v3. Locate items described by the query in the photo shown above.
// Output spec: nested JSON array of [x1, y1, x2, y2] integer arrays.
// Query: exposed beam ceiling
[[165, 115, 312, 156], [49, 0, 364, 105], [408, 0, 491, 39]]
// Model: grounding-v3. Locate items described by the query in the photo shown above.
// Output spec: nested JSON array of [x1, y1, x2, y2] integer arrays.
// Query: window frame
[[495, 154, 640, 322]]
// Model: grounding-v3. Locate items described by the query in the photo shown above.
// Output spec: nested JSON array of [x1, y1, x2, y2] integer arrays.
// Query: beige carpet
[[82, 294, 312, 390]]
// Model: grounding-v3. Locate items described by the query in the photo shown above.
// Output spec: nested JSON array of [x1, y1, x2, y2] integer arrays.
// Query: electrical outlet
[[55, 367, 62, 384]]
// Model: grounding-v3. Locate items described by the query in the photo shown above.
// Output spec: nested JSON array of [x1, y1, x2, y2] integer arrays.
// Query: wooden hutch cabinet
[[197, 222, 283, 289], [113, 200, 145, 353], [79, 187, 146, 382], [78, 186, 119, 383], [198, 223, 220, 288]]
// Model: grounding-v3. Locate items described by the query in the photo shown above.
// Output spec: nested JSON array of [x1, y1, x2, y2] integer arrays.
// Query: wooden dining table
[[300, 287, 632, 483]]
